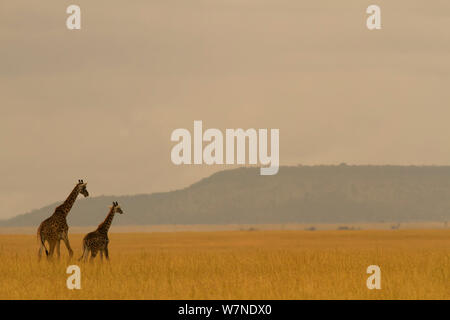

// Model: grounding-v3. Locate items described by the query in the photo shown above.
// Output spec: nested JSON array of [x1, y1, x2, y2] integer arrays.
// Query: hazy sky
[[1, 1, 450, 218]]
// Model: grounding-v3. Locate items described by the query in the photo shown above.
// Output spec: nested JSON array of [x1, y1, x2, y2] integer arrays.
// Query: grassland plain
[[0, 230, 448, 300]]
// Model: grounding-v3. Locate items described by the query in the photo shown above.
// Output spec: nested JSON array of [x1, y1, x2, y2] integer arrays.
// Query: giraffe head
[[77, 179, 89, 197], [111, 201, 124, 214]]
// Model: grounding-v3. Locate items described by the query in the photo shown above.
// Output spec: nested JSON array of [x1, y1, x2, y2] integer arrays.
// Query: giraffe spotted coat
[[37, 180, 89, 260], [79, 201, 124, 261]]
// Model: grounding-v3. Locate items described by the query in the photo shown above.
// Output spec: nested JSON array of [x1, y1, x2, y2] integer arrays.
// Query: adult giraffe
[[37, 179, 89, 260]]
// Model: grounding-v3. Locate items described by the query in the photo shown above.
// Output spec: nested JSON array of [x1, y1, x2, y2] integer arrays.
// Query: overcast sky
[[1, 1, 450, 219]]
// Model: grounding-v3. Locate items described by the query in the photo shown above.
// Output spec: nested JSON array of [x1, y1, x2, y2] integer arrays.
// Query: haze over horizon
[[1, 1, 450, 218], [3, 165, 450, 226]]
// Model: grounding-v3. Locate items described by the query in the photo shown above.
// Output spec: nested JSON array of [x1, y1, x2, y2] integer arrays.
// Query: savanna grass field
[[0, 229, 448, 300]]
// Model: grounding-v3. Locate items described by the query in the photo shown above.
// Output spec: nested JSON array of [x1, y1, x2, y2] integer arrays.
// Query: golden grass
[[0, 230, 448, 299]]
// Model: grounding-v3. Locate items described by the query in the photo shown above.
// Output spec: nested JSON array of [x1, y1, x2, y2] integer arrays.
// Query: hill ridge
[[1, 165, 450, 227]]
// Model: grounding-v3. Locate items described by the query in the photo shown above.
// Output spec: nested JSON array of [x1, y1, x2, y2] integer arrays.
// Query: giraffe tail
[[37, 225, 48, 256]]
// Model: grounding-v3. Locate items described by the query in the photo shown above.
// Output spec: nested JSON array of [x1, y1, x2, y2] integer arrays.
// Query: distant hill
[[1, 165, 450, 227]]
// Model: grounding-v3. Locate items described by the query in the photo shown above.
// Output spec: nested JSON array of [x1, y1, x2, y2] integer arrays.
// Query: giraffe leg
[[104, 246, 110, 261], [62, 234, 74, 258], [78, 243, 87, 261], [90, 249, 98, 262], [83, 248, 91, 262], [48, 240, 57, 259], [100, 250, 104, 261]]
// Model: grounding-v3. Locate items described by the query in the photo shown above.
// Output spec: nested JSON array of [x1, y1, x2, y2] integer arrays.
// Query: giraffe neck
[[97, 208, 115, 235], [54, 184, 80, 218]]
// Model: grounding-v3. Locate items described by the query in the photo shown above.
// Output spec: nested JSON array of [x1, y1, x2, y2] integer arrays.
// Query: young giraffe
[[79, 201, 124, 262], [37, 180, 89, 260]]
